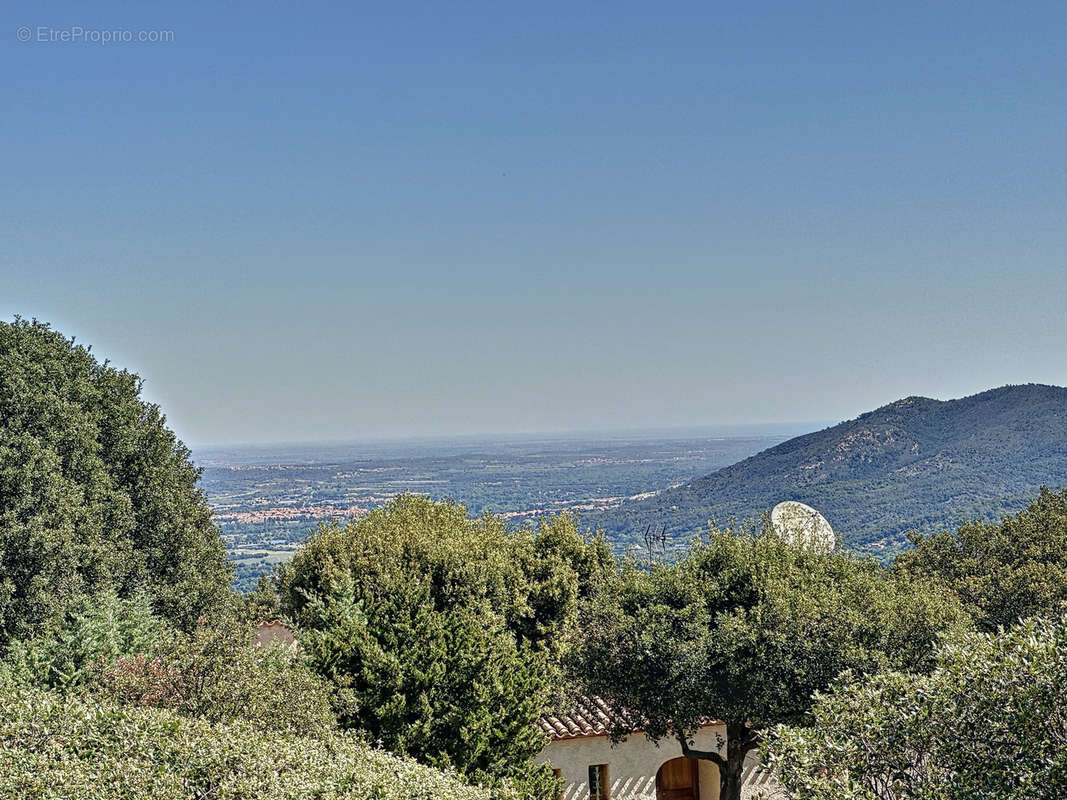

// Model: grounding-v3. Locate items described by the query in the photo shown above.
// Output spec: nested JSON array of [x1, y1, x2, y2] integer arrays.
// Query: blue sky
[[3, 1, 1065, 445]]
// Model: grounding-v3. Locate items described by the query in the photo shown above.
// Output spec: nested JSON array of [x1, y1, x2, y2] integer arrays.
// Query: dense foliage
[[104, 615, 336, 735], [0, 582, 510, 798], [571, 526, 966, 800], [0, 318, 232, 640], [0, 678, 515, 800], [0, 322, 552, 799], [3, 589, 163, 693], [1, 587, 335, 736], [895, 486, 1067, 631], [595, 385, 1067, 554], [768, 613, 1067, 800], [280, 495, 608, 793]]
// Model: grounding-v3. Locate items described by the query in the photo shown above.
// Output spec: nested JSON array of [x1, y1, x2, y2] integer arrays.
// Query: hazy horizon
[[186, 381, 1063, 449], [189, 419, 830, 454]]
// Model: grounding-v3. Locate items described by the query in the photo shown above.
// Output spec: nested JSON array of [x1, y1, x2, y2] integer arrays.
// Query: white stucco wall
[[536, 724, 726, 800]]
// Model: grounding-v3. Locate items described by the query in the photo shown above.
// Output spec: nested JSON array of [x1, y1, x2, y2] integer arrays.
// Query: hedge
[[0, 681, 516, 800]]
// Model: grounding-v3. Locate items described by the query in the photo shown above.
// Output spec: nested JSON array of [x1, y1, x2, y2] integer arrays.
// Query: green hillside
[[594, 384, 1067, 556]]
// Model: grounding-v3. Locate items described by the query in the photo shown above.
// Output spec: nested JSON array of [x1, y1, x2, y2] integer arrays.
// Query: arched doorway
[[655, 756, 699, 800]]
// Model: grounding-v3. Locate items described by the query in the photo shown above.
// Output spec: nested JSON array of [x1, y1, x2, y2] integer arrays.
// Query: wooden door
[[656, 757, 699, 800]]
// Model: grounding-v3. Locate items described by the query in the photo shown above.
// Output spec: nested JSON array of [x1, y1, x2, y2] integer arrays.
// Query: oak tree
[[572, 526, 965, 800], [0, 319, 232, 642]]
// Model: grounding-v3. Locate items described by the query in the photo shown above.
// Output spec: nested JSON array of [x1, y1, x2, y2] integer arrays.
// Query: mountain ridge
[[594, 384, 1067, 555]]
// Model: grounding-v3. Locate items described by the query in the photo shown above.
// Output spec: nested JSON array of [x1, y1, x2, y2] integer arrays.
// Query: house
[[536, 697, 780, 800], [254, 622, 779, 798]]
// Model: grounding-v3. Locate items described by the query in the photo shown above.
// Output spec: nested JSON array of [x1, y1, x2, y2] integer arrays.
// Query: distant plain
[[196, 426, 816, 590]]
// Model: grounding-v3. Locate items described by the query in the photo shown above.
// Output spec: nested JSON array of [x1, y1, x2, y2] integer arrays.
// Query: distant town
[[197, 434, 787, 590]]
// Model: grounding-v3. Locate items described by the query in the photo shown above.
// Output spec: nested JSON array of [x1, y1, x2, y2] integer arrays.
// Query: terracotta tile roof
[[538, 696, 723, 742], [538, 696, 638, 740], [255, 620, 297, 648]]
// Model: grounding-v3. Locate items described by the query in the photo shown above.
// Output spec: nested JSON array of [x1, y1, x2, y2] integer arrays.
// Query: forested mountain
[[595, 385, 1067, 556]]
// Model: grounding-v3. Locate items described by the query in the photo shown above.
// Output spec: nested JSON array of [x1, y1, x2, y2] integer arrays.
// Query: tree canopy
[[571, 526, 966, 800], [895, 486, 1067, 631], [768, 612, 1067, 800], [278, 494, 609, 793], [0, 319, 232, 641]]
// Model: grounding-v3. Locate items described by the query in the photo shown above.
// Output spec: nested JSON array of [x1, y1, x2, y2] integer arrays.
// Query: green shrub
[[767, 612, 1067, 799], [0, 679, 517, 800], [2, 590, 335, 736], [3, 589, 166, 692], [105, 615, 336, 735]]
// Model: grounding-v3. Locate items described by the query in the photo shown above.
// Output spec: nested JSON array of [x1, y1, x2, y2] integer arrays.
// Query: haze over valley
[[202, 384, 1067, 589], [198, 430, 798, 589]]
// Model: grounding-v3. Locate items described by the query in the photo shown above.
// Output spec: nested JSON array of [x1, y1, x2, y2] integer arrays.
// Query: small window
[[588, 764, 610, 800]]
